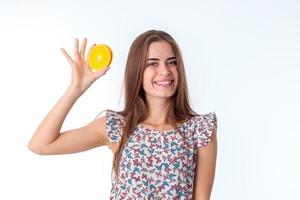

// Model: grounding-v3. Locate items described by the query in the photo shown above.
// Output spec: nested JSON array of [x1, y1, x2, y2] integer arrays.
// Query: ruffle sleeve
[[105, 109, 124, 143], [193, 112, 217, 148]]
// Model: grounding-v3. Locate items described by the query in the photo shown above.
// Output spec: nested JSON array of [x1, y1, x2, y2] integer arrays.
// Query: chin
[[148, 91, 177, 99]]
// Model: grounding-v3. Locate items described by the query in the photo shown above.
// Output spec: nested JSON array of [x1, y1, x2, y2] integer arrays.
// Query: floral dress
[[105, 109, 217, 200]]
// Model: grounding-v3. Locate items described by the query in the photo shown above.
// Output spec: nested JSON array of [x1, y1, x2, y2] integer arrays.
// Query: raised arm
[[27, 38, 110, 155], [27, 86, 109, 155]]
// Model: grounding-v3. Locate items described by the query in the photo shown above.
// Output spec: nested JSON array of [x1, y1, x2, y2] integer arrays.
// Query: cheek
[[142, 71, 153, 88], [143, 70, 153, 82], [172, 69, 179, 80], [173, 70, 180, 88]]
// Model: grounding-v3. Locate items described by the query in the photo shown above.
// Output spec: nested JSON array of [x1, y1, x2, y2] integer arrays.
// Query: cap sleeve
[[193, 112, 217, 148], [105, 109, 124, 143]]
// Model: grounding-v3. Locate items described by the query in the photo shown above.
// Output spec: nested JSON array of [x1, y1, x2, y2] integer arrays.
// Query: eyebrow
[[146, 57, 176, 61]]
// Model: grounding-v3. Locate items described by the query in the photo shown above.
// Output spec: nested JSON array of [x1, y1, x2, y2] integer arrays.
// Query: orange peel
[[88, 44, 112, 71]]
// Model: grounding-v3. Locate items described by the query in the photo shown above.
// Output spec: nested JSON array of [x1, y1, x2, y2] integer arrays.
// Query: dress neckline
[[137, 116, 192, 133]]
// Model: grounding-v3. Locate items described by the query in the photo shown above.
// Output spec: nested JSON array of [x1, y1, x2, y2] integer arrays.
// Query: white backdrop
[[0, 0, 299, 199]]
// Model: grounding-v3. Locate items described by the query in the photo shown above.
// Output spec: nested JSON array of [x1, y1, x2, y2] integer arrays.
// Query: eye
[[168, 60, 177, 66], [146, 62, 158, 67]]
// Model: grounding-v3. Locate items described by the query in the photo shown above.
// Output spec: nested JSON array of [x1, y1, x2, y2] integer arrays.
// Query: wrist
[[66, 84, 83, 98]]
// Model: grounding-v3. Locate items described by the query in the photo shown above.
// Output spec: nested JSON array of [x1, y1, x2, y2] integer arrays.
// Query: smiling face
[[142, 41, 179, 101]]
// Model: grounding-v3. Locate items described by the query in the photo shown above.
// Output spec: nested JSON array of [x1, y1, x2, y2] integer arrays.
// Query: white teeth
[[155, 81, 172, 85]]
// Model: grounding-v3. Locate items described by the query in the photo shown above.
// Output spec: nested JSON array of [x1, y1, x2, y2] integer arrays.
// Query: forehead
[[147, 41, 175, 58]]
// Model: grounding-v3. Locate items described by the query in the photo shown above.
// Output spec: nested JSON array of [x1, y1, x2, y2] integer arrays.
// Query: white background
[[0, 0, 299, 199]]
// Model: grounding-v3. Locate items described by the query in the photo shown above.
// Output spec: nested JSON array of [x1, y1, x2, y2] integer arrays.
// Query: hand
[[60, 38, 110, 96]]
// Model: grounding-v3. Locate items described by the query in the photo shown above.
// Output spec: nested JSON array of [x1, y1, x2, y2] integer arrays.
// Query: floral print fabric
[[105, 109, 217, 200]]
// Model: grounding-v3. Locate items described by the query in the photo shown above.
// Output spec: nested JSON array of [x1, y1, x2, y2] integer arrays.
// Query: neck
[[144, 96, 173, 125]]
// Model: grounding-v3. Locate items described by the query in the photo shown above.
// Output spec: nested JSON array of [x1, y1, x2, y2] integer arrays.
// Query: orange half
[[88, 44, 113, 71]]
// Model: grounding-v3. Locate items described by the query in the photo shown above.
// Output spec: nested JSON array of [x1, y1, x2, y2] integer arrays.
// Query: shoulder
[[192, 112, 217, 128], [190, 111, 218, 148], [105, 109, 124, 119], [104, 109, 125, 143], [105, 109, 125, 125]]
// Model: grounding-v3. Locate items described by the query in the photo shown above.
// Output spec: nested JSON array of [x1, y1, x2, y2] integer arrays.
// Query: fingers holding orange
[[61, 39, 113, 73]]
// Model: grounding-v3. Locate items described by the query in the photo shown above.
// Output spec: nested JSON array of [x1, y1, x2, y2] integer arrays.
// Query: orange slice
[[88, 44, 113, 71]]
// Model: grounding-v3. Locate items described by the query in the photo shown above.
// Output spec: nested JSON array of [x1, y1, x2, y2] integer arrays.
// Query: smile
[[153, 80, 174, 88]]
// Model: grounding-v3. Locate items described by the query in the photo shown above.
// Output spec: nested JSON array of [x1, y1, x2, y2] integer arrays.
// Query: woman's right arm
[[27, 38, 111, 155]]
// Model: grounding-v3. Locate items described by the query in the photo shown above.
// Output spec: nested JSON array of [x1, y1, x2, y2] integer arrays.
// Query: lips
[[153, 80, 174, 87], [153, 79, 174, 83]]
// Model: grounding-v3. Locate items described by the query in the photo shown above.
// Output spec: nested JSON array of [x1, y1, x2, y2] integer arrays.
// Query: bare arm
[[27, 38, 110, 155], [193, 126, 218, 200], [27, 86, 109, 155], [27, 86, 80, 153], [29, 114, 109, 155]]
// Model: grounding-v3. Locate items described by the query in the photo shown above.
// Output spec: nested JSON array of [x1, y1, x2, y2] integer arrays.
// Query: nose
[[158, 62, 171, 75]]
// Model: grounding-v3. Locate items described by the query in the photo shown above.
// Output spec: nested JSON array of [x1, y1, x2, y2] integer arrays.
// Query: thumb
[[95, 67, 110, 78]]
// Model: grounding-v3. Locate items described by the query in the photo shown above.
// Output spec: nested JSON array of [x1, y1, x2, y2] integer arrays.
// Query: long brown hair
[[113, 30, 198, 182]]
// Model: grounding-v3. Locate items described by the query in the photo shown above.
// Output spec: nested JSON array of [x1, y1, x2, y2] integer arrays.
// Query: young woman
[[28, 30, 218, 200]]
